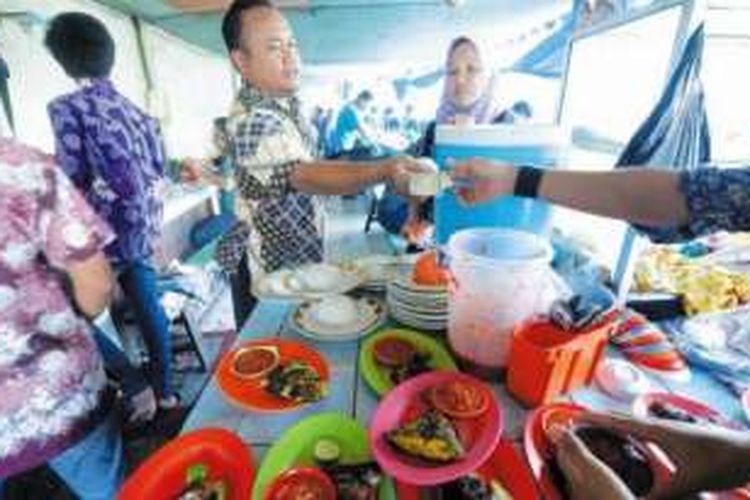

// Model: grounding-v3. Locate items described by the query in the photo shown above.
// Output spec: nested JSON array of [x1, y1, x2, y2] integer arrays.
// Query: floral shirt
[[0, 138, 113, 478], [48, 79, 165, 264], [216, 84, 324, 275], [640, 167, 750, 242]]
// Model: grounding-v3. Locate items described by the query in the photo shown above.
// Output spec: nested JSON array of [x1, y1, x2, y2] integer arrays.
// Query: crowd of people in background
[[309, 93, 428, 161]]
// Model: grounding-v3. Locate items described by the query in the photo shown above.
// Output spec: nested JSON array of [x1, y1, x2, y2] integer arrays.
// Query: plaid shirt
[[216, 84, 324, 274]]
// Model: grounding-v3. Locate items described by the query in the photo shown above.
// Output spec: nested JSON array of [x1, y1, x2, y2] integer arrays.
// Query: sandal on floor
[[158, 392, 183, 411]]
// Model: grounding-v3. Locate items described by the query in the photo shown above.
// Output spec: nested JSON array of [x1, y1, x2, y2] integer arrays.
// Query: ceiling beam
[[165, 0, 310, 13]]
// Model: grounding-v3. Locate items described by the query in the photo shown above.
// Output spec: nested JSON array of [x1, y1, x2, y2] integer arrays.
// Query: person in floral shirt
[[451, 160, 750, 240], [45, 12, 177, 409], [0, 137, 122, 498]]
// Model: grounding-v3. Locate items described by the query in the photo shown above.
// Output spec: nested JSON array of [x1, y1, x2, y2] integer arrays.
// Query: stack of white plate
[[289, 295, 387, 342], [386, 275, 448, 331], [253, 263, 364, 300]]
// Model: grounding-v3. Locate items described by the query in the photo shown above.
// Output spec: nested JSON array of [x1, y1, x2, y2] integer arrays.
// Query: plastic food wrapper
[[548, 230, 618, 330], [611, 309, 689, 378], [158, 261, 227, 323], [666, 308, 750, 394]]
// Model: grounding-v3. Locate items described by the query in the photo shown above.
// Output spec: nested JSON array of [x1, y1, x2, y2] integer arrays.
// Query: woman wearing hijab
[[419, 36, 517, 157], [378, 36, 527, 245]]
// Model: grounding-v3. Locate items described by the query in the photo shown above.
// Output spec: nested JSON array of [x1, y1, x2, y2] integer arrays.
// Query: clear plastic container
[[446, 228, 554, 378]]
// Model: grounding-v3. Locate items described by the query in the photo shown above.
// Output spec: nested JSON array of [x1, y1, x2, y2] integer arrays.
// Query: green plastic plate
[[252, 412, 396, 500], [359, 328, 458, 397]]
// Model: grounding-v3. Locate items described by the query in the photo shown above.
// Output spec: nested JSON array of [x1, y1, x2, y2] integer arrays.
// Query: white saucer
[[595, 359, 653, 401], [387, 301, 448, 322], [389, 307, 447, 332], [253, 264, 363, 300], [291, 297, 387, 342], [390, 275, 448, 296]]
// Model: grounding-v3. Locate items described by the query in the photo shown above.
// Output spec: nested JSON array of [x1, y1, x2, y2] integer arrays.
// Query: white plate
[[385, 293, 448, 314], [389, 275, 448, 296], [390, 308, 447, 332], [253, 264, 363, 300], [386, 284, 448, 305], [254, 270, 294, 297], [595, 359, 653, 401], [390, 307, 448, 325], [291, 297, 387, 341], [387, 299, 448, 320], [387, 299, 447, 317]]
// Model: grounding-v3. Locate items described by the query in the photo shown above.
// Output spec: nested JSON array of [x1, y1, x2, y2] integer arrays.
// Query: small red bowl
[[264, 467, 336, 500], [231, 345, 280, 381]]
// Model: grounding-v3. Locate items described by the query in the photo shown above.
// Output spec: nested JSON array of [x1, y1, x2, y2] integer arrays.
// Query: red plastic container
[[507, 317, 614, 407]]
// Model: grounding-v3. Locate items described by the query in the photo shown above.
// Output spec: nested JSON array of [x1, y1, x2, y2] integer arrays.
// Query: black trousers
[[229, 254, 257, 330]]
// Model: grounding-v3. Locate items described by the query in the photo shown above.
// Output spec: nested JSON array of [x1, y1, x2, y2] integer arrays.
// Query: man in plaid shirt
[[211, 0, 430, 326]]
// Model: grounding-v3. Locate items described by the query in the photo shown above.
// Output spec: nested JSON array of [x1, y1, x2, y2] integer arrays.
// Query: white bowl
[[311, 295, 360, 327], [297, 264, 346, 292]]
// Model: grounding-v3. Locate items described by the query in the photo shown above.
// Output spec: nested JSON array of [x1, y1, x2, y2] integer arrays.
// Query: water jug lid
[[447, 228, 553, 265]]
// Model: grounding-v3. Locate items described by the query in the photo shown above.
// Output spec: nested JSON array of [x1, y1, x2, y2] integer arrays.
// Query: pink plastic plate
[[369, 371, 502, 486]]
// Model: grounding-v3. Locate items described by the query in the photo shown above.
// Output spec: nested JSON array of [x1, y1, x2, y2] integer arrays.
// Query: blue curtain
[[613, 23, 710, 280], [510, 13, 576, 78], [510, 0, 586, 78], [616, 24, 711, 170]]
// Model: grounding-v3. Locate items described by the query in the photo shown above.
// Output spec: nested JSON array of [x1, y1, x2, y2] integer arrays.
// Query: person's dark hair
[[511, 100, 532, 119], [45, 12, 115, 79], [222, 0, 273, 52], [356, 90, 373, 103], [214, 116, 228, 133]]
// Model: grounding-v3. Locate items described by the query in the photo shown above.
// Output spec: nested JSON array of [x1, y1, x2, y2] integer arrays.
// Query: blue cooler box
[[433, 124, 568, 244]]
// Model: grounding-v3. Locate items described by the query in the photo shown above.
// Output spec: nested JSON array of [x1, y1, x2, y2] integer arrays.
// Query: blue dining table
[[182, 297, 747, 468]]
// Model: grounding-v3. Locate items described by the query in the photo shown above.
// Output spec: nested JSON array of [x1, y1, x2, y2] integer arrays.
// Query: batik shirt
[[216, 84, 324, 274], [0, 138, 113, 478], [48, 79, 165, 264], [640, 167, 750, 242]]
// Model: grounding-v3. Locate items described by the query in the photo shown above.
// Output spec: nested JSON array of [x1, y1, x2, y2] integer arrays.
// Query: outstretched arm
[[452, 159, 689, 227]]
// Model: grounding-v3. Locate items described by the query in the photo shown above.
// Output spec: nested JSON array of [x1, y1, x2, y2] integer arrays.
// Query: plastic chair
[[118, 428, 255, 500]]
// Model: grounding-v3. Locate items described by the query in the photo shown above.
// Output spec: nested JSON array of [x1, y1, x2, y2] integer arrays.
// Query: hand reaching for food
[[563, 412, 750, 500]]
